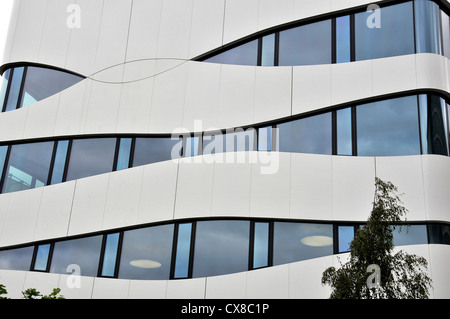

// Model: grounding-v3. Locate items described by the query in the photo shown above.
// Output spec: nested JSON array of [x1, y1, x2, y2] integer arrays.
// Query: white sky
[[0, 0, 14, 63]]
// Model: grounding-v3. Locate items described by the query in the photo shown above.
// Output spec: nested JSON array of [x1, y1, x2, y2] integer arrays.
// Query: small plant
[[0, 284, 65, 299]]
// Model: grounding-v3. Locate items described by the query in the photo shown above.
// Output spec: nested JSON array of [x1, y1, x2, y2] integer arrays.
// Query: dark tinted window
[[336, 107, 352, 155], [118, 225, 174, 280], [2, 141, 54, 193], [66, 138, 116, 181], [419, 95, 449, 156], [393, 225, 428, 246], [33, 244, 51, 271], [355, 2, 415, 60], [336, 15, 351, 63], [356, 96, 421, 156], [205, 40, 258, 66], [193, 220, 250, 277], [4, 67, 24, 112], [50, 236, 103, 277], [277, 113, 332, 155], [279, 20, 332, 66], [20, 67, 83, 108], [0, 246, 33, 271], [415, 0, 442, 54], [273, 222, 333, 265], [100, 233, 120, 277], [133, 137, 181, 167], [50, 140, 69, 185]]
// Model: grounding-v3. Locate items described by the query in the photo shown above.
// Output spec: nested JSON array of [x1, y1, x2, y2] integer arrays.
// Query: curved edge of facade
[[0, 244, 448, 299], [0, 53, 448, 142]]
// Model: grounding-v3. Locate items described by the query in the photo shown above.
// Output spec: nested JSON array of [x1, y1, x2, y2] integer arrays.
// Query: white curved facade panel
[[0, 0, 449, 300]]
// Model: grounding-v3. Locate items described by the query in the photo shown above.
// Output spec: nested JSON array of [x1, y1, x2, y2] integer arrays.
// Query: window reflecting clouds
[[0, 246, 33, 271], [119, 225, 174, 280], [193, 220, 250, 278], [50, 236, 103, 277]]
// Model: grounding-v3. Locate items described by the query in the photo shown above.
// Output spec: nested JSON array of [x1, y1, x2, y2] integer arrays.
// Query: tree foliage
[[0, 284, 64, 299], [322, 178, 432, 299]]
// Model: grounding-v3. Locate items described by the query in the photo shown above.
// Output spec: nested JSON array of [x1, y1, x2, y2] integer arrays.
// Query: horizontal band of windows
[[0, 218, 447, 280], [195, 0, 450, 66], [0, 92, 448, 195], [0, 64, 84, 113]]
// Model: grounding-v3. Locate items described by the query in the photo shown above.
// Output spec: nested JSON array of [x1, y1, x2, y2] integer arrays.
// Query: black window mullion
[[46, 141, 59, 186], [257, 37, 263, 66], [350, 14, 356, 62], [274, 32, 280, 66], [170, 223, 180, 279], [16, 66, 27, 110], [112, 137, 121, 171], [332, 17, 337, 64], [332, 110, 337, 155], [188, 221, 196, 279], [248, 221, 255, 270], [351, 106, 357, 156], [61, 140, 73, 183], [1, 69, 13, 113], [0, 145, 11, 194]]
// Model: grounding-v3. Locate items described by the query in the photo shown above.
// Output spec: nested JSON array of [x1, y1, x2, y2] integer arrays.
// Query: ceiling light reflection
[[300, 235, 333, 247]]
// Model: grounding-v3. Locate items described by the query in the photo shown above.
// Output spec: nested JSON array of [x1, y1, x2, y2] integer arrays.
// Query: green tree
[[321, 177, 432, 299], [22, 287, 65, 299]]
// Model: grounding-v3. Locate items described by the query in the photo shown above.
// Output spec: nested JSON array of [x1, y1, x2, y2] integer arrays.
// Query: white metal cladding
[[0, 0, 449, 299]]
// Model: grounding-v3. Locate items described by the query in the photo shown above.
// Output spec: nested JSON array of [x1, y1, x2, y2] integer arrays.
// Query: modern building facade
[[0, 0, 449, 299]]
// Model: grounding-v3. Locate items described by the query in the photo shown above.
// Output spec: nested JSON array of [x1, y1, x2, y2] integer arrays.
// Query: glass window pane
[[253, 222, 269, 269], [428, 224, 450, 244], [174, 223, 192, 279], [419, 94, 448, 156], [101, 233, 120, 277], [336, 15, 351, 63], [273, 222, 333, 265], [0, 246, 33, 271], [205, 40, 258, 66], [132, 137, 181, 167], [185, 137, 200, 157], [50, 140, 69, 185], [258, 126, 272, 151], [0, 69, 11, 109], [356, 95, 421, 156], [50, 236, 103, 277], [224, 128, 255, 152], [203, 133, 225, 155], [355, 2, 414, 60], [0, 145, 8, 184], [4, 67, 24, 112], [338, 226, 354, 253], [118, 225, 174, 280], [2, 141, 54, 193], [193, 220, 249, 278], [277, 113, 332, 155], [336, 108, 352, 155], [20, 67, 83, 108], [116, 138, 132, 170], [393, 225, 428, 246], [33, 244, 51, 271], [66, 138, 116, 181], [414, 0, 442, 55], [279, 20, 331, 66], [261, 34, 275, 66], [442, 10, 450, 59]]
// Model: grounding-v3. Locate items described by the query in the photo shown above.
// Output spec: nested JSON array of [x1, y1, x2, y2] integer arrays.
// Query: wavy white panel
[[290, 153, 333, 221], [38, 0, 73, 68], [422, 155, 450, 222], [93, 0, 132, 73], [246, 264, 290, 298], [92, 277, 130, 299], [64, 0, 103, 76], [223, 0, 258, 45], [375, 156, 427, 221], [429, 245, 450, 298], [189, 0, 225, 59], [0, 188, 42, 246], [125, 0, 162, 62], [8, 0, 47, 64], [257, 0, 294, 32], [332, 156, 376, 221], [166, 277, 206, 299], [0, 269, 27, 299], [0, 0, 20, 66]]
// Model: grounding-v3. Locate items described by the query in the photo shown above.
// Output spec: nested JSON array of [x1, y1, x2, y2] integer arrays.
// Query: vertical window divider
[[350, 14, 356, 62], [61, 140, 73, 183], [417, 94, 424, 155], [332, 110, 337, 155], [46, 141, 59, 186], [112, 137, 121, 171], [0, 145, 11, 194], [170, 223, 180, 279], [332, 17, 337, 64], [257, 37, 263, 66], [268, 221, 274, 267], [97, 234, 109, 277], [248, 221, 255, 270], [114, 232, 124, 278], [1, 69, 13, 112], [187, 221, 197, 279], [351, 106, 357, 156], [16, 66, 27, 110], [274, 32, 280, 66], [128, 137, 136, 168]]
